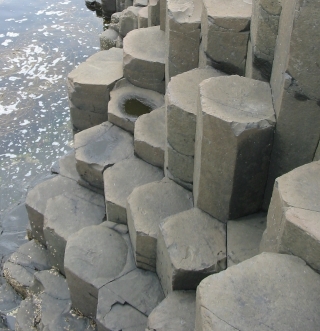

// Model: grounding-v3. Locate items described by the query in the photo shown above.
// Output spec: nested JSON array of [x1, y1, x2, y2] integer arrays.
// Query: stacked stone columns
[[264, 0, 320, 206], [193, 75, 275, 222]]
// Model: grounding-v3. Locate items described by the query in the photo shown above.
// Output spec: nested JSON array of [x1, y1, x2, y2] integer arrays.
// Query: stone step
[[119, 6, 140, 37], [123, 26, 165, 94], [108, 78, 164, 133], [194, 75, 275, 222], [138, 6, 149, 28], [260, 161, 320, 273], [64, 222, 136, 318], [165, 68, 225, 189], [227, 212, 266, 267], [134, 106, 165, 168], [201, 0, 252, 75], [96, 268, 164, 331], [3, 240, 51, 298], [127, 178, 193, 271], [165, 0, 201, 85], [156, 208, 226, 295], [195, 253, 320, 331], [43, 184, 105, 275], [55, 151, 81, 183], [67, 48, 123, 131], [103, 156, 164, 224], [146, 291, 196, 331], [74, 121, 134, 190]]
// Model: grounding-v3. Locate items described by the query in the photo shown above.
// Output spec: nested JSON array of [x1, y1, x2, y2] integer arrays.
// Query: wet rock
[[119, 6, 140, 37], [43, 187, 105, 274], [147, 291, 196, 331], [74, 121, 134, 189], [123, 26, 165, 94], [96, 269, 164, 330], [201, 0, 252, 75], [148, 0, 160, 26], [64, 222, 135, 318], [134, 106, 166, 168], [195, 253, 320, 331], [138, 6, 148, 28], [108, 78, 164, 133], [67, 48, 123, 131], [99, 29, 119, 51], [227, 212, 266, 267], [157, 208, 226, 295], [127, 178, 193, 271], [165, 0, 201, 84], [103, 156, 163, 224], [194, 75, 275, 221], [3, 240, 51, 298]]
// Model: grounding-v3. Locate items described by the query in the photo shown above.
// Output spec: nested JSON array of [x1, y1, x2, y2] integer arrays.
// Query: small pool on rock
[[124, 99, 152, 117]]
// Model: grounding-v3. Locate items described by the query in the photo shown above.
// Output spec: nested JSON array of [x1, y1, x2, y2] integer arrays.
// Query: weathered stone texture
[[119, 6, 140, 37], [148, 0, 160, 26], [100, 29, 119, 50], [138, 6, 149, 28]]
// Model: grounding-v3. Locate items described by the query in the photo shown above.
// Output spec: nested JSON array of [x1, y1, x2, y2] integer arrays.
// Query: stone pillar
[[148, 0, 160, 26], [193, 75, 275, 222], [246, 0, 282, 81], [165, 0, 201, 85], [201, 0, 251, 76], [264, 0, 320, 207], [101, 0, 116, 16], [160, 0, 166, 30]]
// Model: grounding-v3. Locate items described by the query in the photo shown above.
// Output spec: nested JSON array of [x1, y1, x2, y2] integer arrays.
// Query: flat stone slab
[[147, 291, 196, 331], [103, 156, 163, 224], [261, 161, 320, 272], [43, 187, 105, 275], [157, 208, 226, 295], [67, 48, 123, 131], [227, 212, 266, 267], [127, 178, 193, 271], [25, 175, 80, 244], [108, 78, 164, 133], [74, 121, 134, 189], [134, 106, 166, 168], [57, 151, 81, 182], [3, 240, 51, 298], [96, 269, 164, 330], [195, 253, 320, 331], [123, 26, 165, 94], [64, 222, 135, 318]]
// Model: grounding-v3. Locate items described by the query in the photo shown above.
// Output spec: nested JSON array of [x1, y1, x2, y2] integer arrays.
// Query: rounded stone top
[[167, 68, 224, 115], [123, 26, 165, 63], [204, 0, 252, 21], [199, 75, 275, 125], [168, 0, 202, 23], [86, 48, 123, 63]]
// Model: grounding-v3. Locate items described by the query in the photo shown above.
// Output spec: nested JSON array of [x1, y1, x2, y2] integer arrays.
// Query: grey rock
[[314, 140, 320, 161], [64, 223, 135, 318], [133, 0, 148, 6], [134, 106, 166, 168], [67, 48, 123, 131], [147, 291, 196, 331], [127, 178, 193, 271], [103, 156, 163, 224], [165, 0, 201, 85], [108, 78, 164, 133], [43, 188, 105, 274], [123, 26, 165, 94], [96, 269, 164, 330], [201, 0, 252, 75], [74, 121, 134, 189], [138, 6, 148, 28], [157, 208, 226, 295], [15, 297, 38, 331], [260, 161, 320, 272], [159, 0, 165, 30], [119, 6, 140, 37], [99, 29, 119, 51], [101, 0, 116, 15], [195, 253, 320, 331], [58, 151, 81, 182], [194, 75, 275, 222], [148, 0, 160, 26], [115, 35, 123, 48], [227, 212, 266, 267]]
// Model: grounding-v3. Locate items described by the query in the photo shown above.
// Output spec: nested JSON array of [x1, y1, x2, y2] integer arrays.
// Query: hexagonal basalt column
[[148, 0, 160, 26], [119, 6, 140, 37], [64, 222, 136, 318], [165, 68, 225, 189], [194, 75, 275, 222], [201, 0, 251, 75], [74, 121, 134, 190], [67, 48, 123, 131], [165, 0, 201, 85], [156, 208, 226, 295], [138, 6, 149, 28], [123, 26, 165, 94], [103, 156, 163, 224], [260, 161, 320, 272], [127, 178, 193, 271]]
